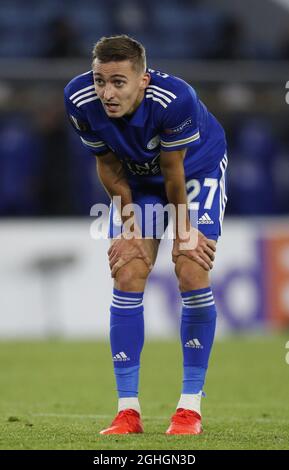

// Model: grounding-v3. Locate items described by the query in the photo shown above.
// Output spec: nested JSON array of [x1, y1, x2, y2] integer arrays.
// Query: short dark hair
[[92, 35, 146, 73]]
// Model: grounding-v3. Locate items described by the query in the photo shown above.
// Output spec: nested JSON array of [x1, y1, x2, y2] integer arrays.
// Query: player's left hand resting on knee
[[108, 237, 153, 278], [172, 228, 216, 271]]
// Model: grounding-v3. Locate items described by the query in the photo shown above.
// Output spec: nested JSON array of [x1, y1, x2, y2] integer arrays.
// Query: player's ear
[[140, 72, 151, 90]]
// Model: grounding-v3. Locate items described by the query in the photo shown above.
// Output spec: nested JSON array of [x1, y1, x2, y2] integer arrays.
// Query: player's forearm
[[163, 177, 191, 239], [160, 149, 190, 239], [98, 167, 132, 205], [97, 164, 132, 213], [96, 152, 131, 203], [160, 149, 191, 239], [96, 159, 139, 234]]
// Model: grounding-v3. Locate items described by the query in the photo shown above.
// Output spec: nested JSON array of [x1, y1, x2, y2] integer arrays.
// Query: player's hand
[[108, 237, 153, 278], [172, 228, 216, 271]]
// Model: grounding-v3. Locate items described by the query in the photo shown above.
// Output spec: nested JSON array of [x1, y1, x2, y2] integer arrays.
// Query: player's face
[[92, 59, 150, 118]]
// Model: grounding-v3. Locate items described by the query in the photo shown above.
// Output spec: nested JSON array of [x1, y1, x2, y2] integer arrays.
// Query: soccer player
[[64, 35, 227, 435]]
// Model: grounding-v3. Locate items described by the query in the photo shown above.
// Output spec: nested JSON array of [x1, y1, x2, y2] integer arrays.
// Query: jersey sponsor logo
[[147, 135, 160, 150], [164, 117, 193, 135], [124, 154, 160, 176]]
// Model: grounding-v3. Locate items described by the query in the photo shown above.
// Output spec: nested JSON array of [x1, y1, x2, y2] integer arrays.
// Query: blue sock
[[110, 288, 144, 398], [180, 287, 217, 394]]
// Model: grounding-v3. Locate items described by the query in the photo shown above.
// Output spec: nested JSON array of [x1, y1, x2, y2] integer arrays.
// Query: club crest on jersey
[[164, 117, 193, 135], [147, 135, 160, 150]]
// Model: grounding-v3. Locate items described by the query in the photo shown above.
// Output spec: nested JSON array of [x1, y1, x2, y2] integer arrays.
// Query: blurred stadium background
[[0, 0, 289, 339], [0, 0, 289, 450]]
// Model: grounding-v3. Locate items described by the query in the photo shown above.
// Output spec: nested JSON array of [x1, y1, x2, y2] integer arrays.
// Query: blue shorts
[[109, 152, 228, 241]]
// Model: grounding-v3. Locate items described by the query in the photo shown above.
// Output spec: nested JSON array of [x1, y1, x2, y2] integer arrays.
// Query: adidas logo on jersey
[[113, 352, 130, 362], [184, 339, 204, 349], [198, 213, 214, 224]]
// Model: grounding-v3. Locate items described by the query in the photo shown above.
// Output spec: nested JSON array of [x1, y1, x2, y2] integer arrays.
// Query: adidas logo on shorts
[[198, 212, 214, 224]]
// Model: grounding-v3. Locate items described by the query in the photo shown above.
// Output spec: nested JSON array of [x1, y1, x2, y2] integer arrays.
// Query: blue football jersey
[[64, 68, 226, 186]]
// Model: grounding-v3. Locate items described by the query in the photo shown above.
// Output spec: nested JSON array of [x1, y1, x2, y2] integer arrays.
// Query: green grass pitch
[[0, 335, 289, 450]]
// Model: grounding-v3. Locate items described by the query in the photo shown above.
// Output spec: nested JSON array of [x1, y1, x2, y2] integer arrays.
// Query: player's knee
[[114, 260, 150, 291], [175, 258, 210, 291]]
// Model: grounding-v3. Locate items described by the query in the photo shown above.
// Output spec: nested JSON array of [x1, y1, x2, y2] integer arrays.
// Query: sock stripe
[[181, 289, 214, 308], [182, 295, 214, 305], [112, 297, 142, 307], [111, 302, 144, 309], [113, 293, 143, 302], [112, 290, 144, 309], [183, 300, 215, 309], [112, 297, 142, 305], [181, 291, 212, 300]]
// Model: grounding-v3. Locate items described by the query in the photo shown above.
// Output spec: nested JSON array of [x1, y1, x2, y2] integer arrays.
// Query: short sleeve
[[160, 88, 201, 152], [64, 90, 109, 156]]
